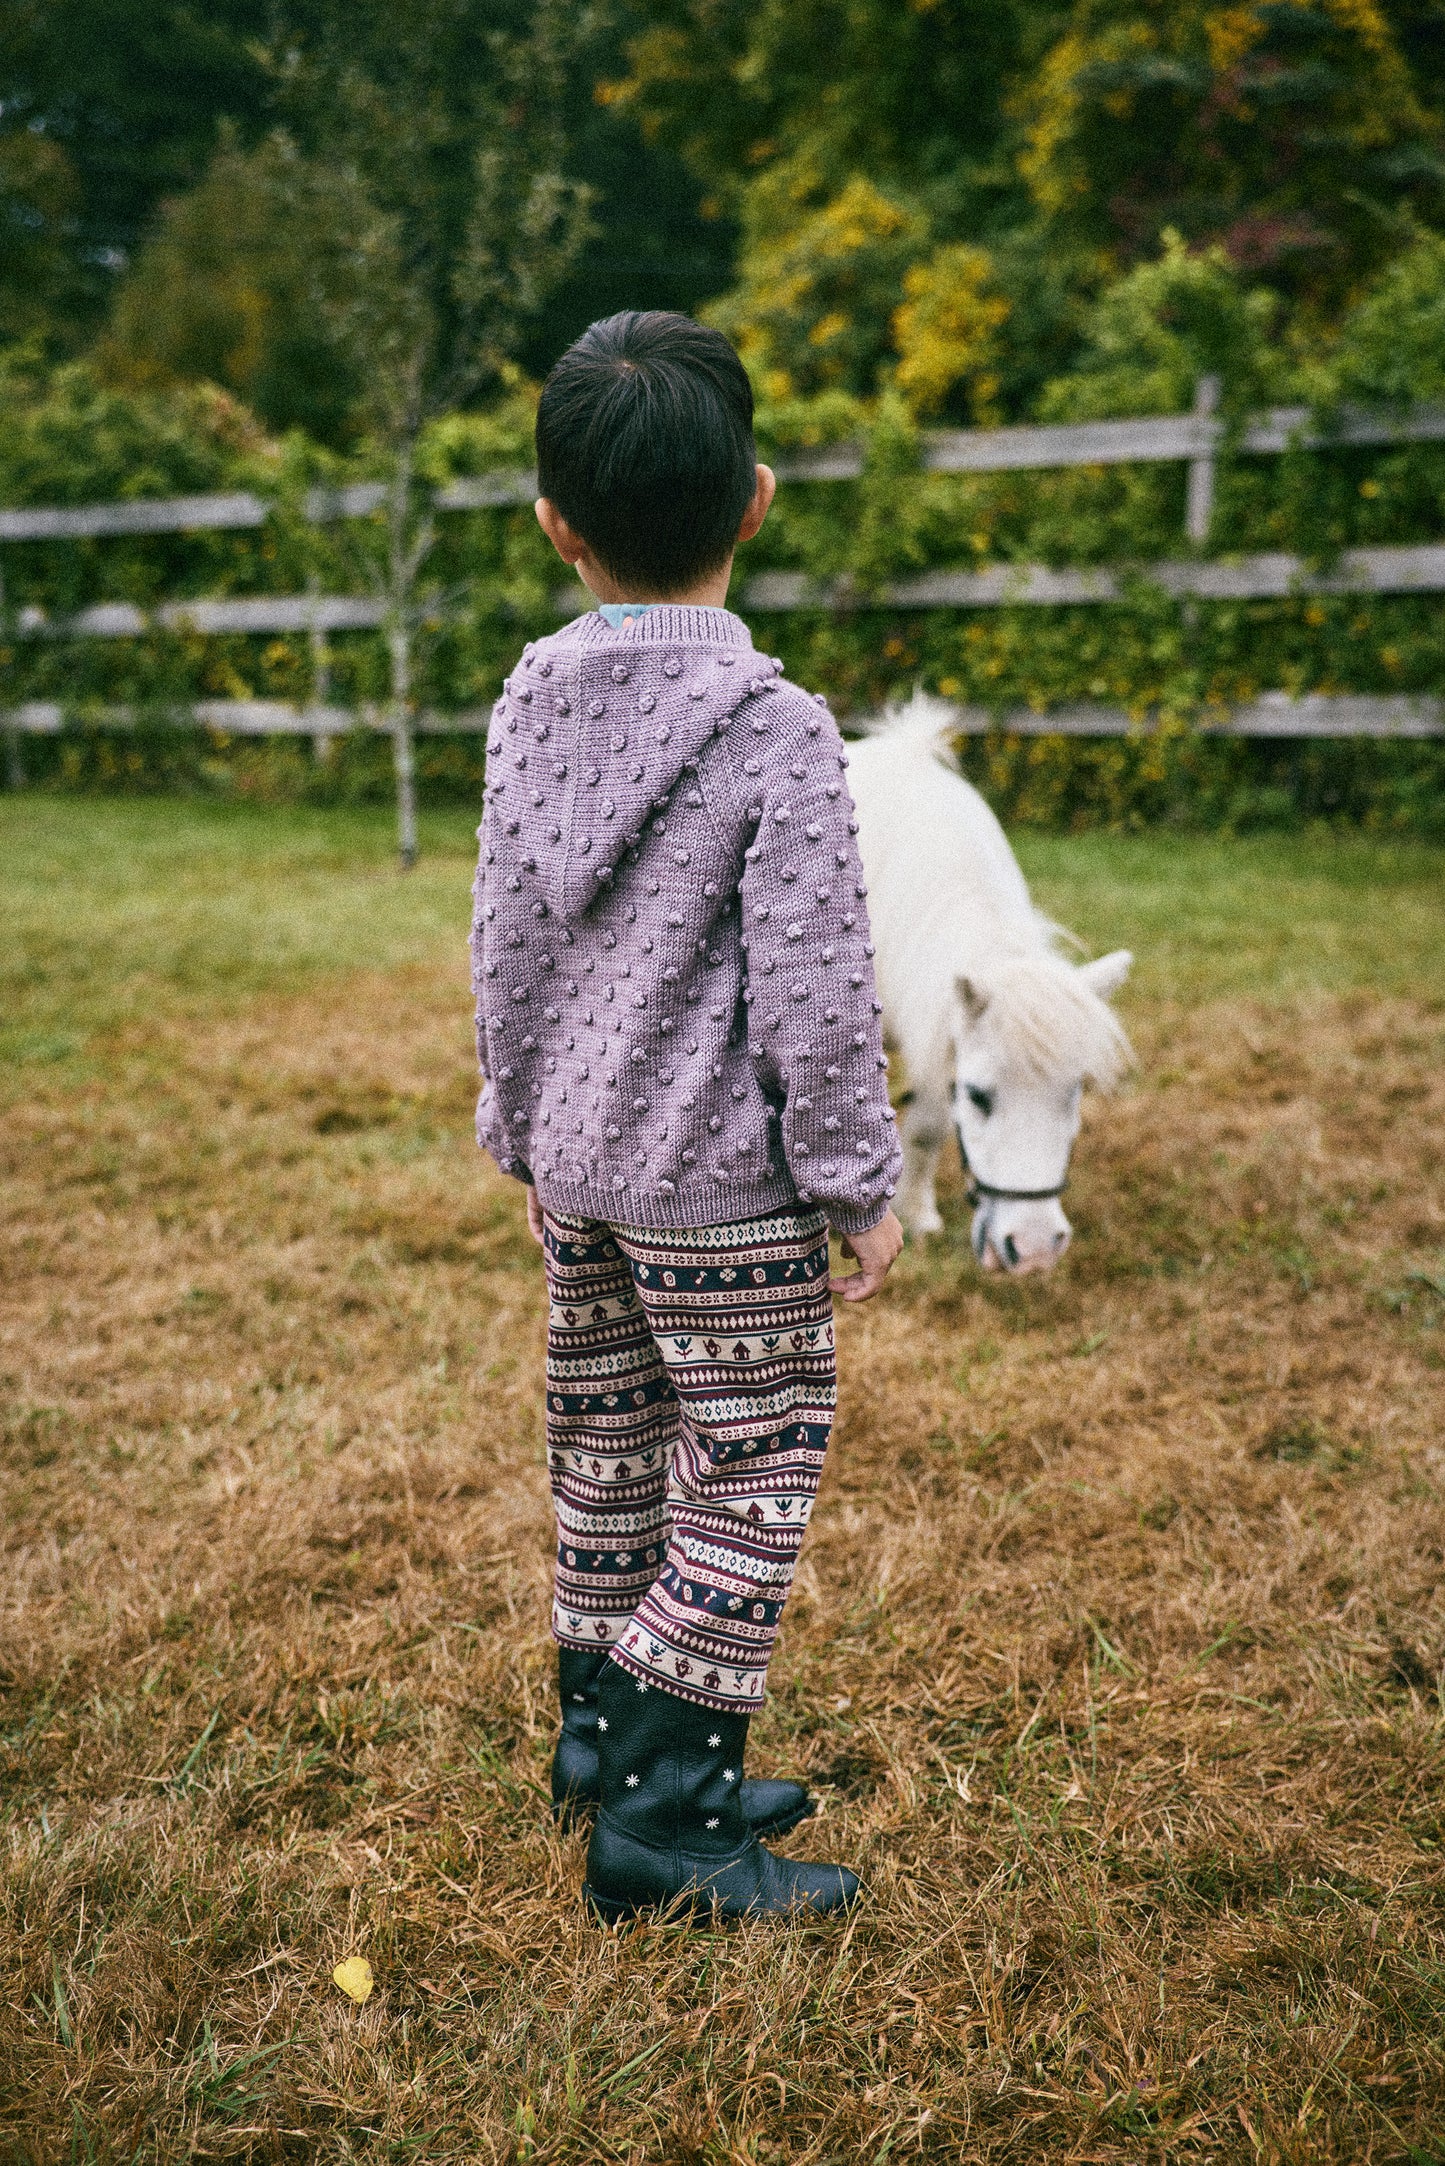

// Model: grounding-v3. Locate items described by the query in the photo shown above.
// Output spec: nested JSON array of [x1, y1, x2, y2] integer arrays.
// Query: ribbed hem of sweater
[[530, 1166, 889, 1239], [566, 603, 757, 650]]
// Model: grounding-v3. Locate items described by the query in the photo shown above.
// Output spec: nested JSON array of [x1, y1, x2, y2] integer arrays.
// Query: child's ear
[[536, 497, 585, 565], [737, 464, 776, 544]]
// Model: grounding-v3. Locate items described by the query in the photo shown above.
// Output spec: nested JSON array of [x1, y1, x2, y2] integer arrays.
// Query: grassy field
[[2, 797, 1444, 2164]]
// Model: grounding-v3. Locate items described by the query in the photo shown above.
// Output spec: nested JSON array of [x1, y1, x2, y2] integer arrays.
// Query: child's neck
[[580, 558, 735, 611]]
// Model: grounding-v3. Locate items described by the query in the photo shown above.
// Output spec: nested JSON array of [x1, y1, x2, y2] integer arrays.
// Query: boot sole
[[584, 1882, 677, 1925], [583, 1879, 855, 1926]]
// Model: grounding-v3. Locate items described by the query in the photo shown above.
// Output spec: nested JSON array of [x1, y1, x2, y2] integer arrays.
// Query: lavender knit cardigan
[[470, 603, 902, 1236]]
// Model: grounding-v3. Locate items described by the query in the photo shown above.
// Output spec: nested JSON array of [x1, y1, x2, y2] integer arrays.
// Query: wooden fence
[[4, 384, 1445, 741], [6, 691, 1441, 743]]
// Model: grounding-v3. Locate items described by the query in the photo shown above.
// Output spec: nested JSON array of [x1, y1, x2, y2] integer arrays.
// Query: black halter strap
[[961, 1136, 1069, 1207], [966, 1174, 1068, 1205], [954, 1112, 1070, 1207]]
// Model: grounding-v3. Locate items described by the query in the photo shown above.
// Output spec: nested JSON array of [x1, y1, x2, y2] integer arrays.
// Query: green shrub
[[6, 718, 489, 808], [3, 236, 1445, 836]]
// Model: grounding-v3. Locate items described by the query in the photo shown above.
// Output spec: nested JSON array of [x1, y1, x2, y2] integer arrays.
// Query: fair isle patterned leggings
[[542, 1207, 836, 1714]]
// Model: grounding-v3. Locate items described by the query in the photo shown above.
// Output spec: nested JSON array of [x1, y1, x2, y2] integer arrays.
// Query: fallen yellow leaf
[[333, 1956, 374, 2004]]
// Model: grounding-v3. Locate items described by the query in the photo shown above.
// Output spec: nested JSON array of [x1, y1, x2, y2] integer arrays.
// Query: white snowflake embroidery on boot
[[707, 1734, 721, 1748], [625, 1773, 640, 1787]]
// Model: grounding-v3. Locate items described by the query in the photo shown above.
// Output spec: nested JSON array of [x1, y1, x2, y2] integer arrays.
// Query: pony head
[[951, 949, 1133, 1273]]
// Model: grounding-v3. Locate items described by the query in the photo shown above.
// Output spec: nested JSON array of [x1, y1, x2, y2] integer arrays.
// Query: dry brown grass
[[2, 803, 1444, 2163]]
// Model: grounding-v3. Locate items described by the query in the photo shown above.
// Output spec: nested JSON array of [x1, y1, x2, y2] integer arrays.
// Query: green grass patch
[[0, 798, 480, 1060], [3, 800, 1441, 1059]]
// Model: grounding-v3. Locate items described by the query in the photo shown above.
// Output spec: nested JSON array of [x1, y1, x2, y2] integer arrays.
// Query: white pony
[[847, 692, 1133, 1272]]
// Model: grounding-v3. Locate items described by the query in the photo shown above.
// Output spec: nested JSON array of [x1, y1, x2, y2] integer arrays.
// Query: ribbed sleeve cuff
[[820, 1196, 896, 1238]]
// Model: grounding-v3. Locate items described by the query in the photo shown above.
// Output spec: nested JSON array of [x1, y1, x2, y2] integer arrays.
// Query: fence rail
[[7, 692, 1440, 740], [776, 399, 1445, 478], [15, 594, 388, 637], [0, 471, 539, 542], [13, 539, 1445, 645], [741, 542, 1445, 612], [4, 399, 1443, 541], [5, 387, 1445, 742]]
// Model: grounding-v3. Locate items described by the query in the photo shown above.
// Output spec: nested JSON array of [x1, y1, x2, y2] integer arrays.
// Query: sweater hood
[[494, 605, 782, 923]]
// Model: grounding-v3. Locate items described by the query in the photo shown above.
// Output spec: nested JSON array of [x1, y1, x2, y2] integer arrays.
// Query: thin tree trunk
[[388, 618, 418, 871], [307, 582, 334, 765], [384, 421, 423, 871]]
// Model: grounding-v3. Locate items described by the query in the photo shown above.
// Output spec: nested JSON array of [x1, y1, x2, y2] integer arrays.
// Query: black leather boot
[[552, 1645, 611, 1824], [551, 1644, 815, 1837], [583, 1660, 860, 1924]]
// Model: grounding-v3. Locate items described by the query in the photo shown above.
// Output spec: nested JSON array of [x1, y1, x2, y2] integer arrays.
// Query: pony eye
[[965, 1085, 995, 1118]]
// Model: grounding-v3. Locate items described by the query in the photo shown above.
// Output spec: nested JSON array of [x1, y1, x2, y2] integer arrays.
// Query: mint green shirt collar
[[598, 602, 660, 629]]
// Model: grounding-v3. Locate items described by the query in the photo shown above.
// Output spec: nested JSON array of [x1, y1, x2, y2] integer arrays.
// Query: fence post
[[0, 564, 22, 789], [306, 584, 334, 762], [1185, 375, 1222, 545]]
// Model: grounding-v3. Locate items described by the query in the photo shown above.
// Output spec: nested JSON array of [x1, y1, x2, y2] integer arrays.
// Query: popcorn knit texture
[[471, 604, 902, 1236]]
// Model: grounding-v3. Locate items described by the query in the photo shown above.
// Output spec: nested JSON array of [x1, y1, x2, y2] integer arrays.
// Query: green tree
[[599, 0, 1071, 416], [0, 129, 79, 347], [1383, 0, 1445, 130], [1328, 225, 1445, 406], [274, 0, 591, 866], [0, 0, 732, 387], [602, 0, 1043, 416], [706, 174, 1013, 417], [599, 0, 1035, 227], [516, 0, 739, 377], [708, 176, 928, 400], [604, 0, 1445, 417], [102, 132, 364, 445], [0, 0, 272, 348], [1016, 0, 1445, 314], [1038, 228, 1279, 421]]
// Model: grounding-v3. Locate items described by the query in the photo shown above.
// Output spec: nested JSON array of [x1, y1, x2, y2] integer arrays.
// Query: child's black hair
[[535, 311, 758, 597]]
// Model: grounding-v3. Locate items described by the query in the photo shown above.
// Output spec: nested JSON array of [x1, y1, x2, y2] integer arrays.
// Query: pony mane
[[857, 686, 966, 768], [984, 952, 1133, 1090]]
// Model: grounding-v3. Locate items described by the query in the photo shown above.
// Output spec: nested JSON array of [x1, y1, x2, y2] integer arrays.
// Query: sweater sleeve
[[732, 691, 901, 1236], [471, 697, 534, 1187]]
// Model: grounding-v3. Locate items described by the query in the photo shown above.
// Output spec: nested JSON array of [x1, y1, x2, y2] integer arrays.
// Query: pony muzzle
[[970, 1198, 1072, 1274]]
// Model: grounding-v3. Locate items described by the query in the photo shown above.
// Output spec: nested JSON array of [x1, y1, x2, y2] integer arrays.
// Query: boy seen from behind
[[471, 311, 903, 1923]]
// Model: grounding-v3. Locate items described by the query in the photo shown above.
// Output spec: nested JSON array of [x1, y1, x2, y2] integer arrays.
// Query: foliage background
[[3, 0, 1445, 831]]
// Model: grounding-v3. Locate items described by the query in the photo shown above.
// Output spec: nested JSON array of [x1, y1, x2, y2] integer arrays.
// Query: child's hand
[[526, 1188, 545, 1245], [830, 1210, 903, 1302]]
